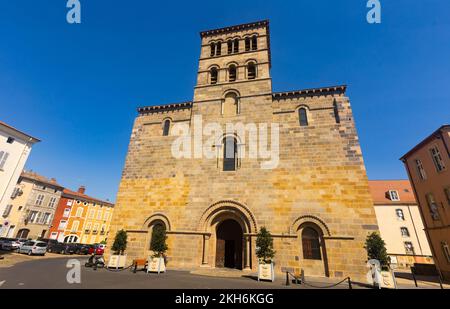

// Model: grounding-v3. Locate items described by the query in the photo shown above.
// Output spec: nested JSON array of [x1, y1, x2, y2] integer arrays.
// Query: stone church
[[107, 20, 378, 281]]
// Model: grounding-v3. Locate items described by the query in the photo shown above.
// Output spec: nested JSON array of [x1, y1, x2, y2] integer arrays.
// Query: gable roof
[[0, 121, 40, 143], [62, 188, 114, 207], [368, 180, 417, 205]]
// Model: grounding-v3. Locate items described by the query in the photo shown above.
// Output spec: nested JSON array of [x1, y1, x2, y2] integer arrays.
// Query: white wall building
[[0, 121, 40, 235]]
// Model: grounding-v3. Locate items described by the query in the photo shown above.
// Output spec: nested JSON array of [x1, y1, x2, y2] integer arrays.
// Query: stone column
[[202, 234, 210, 265], [244, 235, 251, 270]]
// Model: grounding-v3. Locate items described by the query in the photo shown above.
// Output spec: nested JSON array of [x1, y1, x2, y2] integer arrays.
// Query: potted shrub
[[147, 225, 168, 274], [108, 229, 128, 269], [256, 227, 275, 282], [365, 232, 396, 288]]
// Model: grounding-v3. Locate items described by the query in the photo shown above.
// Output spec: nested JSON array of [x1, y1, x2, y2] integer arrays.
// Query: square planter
[[258, 262, 274, 282], [107, 255, 127, 269], [147, 256, 166, 274]]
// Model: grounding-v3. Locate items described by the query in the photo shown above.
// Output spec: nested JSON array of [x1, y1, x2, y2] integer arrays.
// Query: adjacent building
[[369, 180, 432, 268], [107, 20, 379, 281], [0, 121, 40, 235], [49, 186, 114, 244], [4, 171, 63, 239], [401, 125, 450, 280]]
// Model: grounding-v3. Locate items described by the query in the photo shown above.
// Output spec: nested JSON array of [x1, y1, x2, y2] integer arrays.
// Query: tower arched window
[[251, 35, 257, 50], [228, 65, 237, 82], [227, 40, 233, 54], [223, 137, 237, 171], [298, 108, 308, 127], [247, 62, 256, 80], [302, 227, 322, 260], [162, 119, 171, 136], [210, 67, 218, 84], [216, 42, 222, 56], [234, 38, 239, 53], [210, 42, 216, 57], [222, 92, 239, 116], [245, 37, 251, 51]]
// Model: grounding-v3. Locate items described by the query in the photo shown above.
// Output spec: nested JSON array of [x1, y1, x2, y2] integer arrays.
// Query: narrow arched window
[[162, 119, 170, 136], [251, 35, 257, 50], [223, 92, 239, 116], [210, 67, 218, 84], [333, 99, 340, 124], [234, 38, 239, 53], [299, 108, 308, 126], [216, 42, 222, 56], [228, 65, 237, 82], [302, 227, 321, 260], [245, 37, 251, 51], [247, 62, 256, 79], [223, 137, 237, 171], [210, 43, 215, 57], [227, 40, 233, 54]]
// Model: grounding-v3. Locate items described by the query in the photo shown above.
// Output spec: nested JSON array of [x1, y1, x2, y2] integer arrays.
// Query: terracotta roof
[[272, 85, 347, 99], [0, 121, 41, 142], [400, 125, 450, 161], [137, 101, 192, 114], [368, 180, 417, 205], [20, 171, 63, 189], [62, 188, 114, 207]]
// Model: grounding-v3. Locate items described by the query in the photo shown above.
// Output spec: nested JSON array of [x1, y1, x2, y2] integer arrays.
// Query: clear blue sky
[[1, 1, 449, 202]]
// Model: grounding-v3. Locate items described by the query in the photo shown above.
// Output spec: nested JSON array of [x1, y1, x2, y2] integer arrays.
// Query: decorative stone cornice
[[137, 101, 192, 114], [200, 20, 269, 38], [272, 85, 347, 100]]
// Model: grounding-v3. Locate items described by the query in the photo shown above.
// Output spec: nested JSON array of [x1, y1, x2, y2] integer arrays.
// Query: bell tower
[[193, 20, 273, 103]]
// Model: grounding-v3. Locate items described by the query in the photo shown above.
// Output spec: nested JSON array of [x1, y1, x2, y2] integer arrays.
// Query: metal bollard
[[438, 275, 444, 290], [348, 277, 352, 289], [286, 272, 290, 286]]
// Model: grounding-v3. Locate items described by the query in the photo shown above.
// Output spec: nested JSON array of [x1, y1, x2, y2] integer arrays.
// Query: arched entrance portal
[[215, 219, 243, 269]]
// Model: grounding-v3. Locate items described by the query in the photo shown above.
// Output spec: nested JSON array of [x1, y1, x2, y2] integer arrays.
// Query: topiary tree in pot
[[365, 232, 389, 270], [148, 225, 168, 274], [108, 229, 128, 268], [255, 227, 276, 282]]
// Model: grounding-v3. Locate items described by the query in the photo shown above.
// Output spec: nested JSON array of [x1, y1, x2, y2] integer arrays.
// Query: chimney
[[50, 178, 57, 183], [78, 186, 86, 194]]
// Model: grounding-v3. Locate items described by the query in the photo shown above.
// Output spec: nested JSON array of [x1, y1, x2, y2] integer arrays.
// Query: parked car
[[18, 240, 47, 256], [1, 238, 21, 251], [0, 237, 9, 249], [88, 244, 105, 255], [45, 239, 61, 252], [47, 242, 77, 254], [75, 244, 92, 255]]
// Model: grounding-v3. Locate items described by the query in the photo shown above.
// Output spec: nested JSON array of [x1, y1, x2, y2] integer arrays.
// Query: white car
[[1, 239, 21, 251], [19, 240, 47, 256]]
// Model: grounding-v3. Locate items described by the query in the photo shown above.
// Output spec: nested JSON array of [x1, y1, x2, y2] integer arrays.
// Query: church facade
[[107, 20, 378, 281]]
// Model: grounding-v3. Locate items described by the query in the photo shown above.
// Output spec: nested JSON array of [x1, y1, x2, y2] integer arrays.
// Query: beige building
[[5, 171, 63, 239], [401, 125, 450, 280], [369, 180, 432, 268], [107, 20, 379, 281], [0, 121, 40, 236]]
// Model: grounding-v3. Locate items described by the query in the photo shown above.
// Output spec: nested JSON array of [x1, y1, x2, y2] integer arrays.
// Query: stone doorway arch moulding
[[197, 200, 258, 270]]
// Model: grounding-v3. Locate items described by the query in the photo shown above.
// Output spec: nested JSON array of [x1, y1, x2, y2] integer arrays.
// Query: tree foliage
[[150, 225, 168, 257], [256, 227, 275, 263], [111, 229, 127, 255], [365, 232, 390, 269]]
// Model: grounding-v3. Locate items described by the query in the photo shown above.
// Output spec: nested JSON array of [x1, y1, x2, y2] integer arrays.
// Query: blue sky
[[1, 1, 449, 202]]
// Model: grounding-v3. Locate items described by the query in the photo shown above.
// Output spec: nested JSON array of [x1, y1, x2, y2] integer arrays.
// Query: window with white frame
[[35, 194, 44, 206], [48, 197, 57, 208], [404, 241, 415, 255], [96, 210, 102, 220], [2, 205, 13, 218], [103, 212, 110, 221], [75, 207, 83, 217], [0, 151, 9, 170], [400, 227, 410, 237], [88, 209, 95, 219], [71, 221, 79, 232], [396, 209, 405, 221], [430, 145, 445, 172], [442, 242, 450, 263], [426, 193, 440, 220], [63, 208, 71, 218], [66, 200, 73, 206], [28, 211, 38, 223], [85, 222, 92, 231], [42, 212, 51, 224], [58, 220, 67, 230], [93, 223, 99, 233], [415, 159, 427, 180], [388, 190, 400, 201]]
